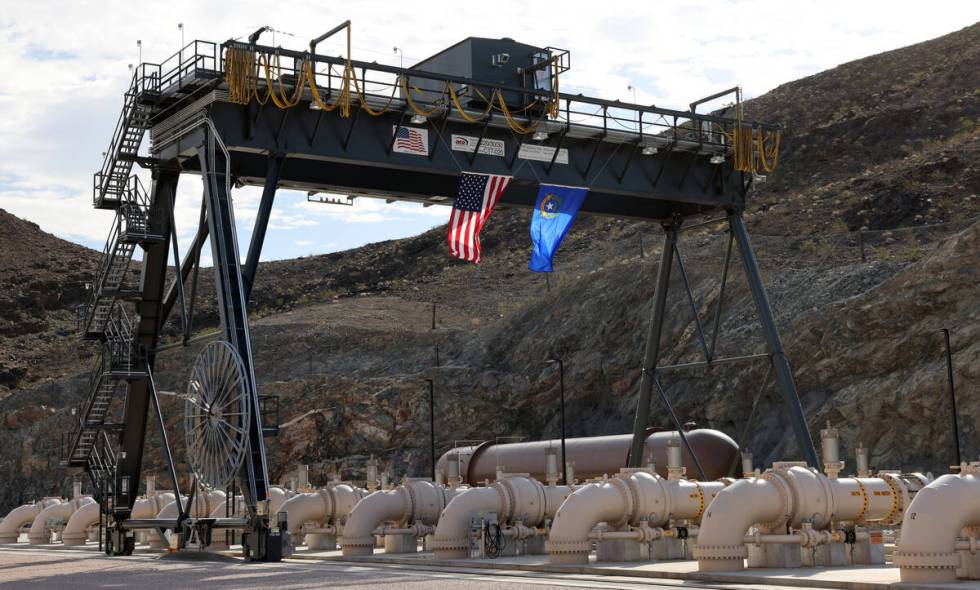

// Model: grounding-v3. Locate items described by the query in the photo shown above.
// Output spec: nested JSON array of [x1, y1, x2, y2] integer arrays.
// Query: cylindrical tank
[[435, 429, 737, 483]]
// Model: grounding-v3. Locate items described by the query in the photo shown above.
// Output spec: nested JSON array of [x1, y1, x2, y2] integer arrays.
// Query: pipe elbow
[[0, 503, 45, 543], [432, 487, 502, 559], [28, 501, 76, 545], [340, 489, 408, 557], [281, 492, 329, 534], [548, 480, 630, 564], [694, 477, 783, 572], [894, 473, 980, 583], [62, 502, 101, 546]]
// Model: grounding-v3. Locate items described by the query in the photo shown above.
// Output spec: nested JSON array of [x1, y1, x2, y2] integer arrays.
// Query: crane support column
[[198, 132, 279, 560], [728, 211, 818, 466], [628, 219, 677, 467]]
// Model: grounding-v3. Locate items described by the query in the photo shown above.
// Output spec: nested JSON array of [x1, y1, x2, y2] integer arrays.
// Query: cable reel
[[184, 341, 252, 490]]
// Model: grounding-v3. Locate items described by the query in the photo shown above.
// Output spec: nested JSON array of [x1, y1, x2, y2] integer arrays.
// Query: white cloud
[[1, 0, 977, 259]]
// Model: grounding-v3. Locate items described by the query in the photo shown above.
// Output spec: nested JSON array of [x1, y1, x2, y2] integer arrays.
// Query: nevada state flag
[[528, 184, 588, 272]]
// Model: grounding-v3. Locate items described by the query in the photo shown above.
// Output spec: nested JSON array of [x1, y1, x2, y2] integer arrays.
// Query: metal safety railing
[[119, 38, 780, 163]]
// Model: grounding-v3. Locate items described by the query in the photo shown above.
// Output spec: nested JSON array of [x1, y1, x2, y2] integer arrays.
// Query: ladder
[[93, 78, 152, 210], [80, 177, 162, 339], [65, 306, 145, 468]]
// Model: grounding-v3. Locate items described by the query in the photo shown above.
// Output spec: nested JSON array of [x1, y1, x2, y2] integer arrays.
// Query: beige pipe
[[894, 471, 980, 584], [340, 480, 457, 557], [547, 470, 727, 564], [439, 429, 738, 485], [131, 493, 176, 548], [432, 475, 571, 560], [268, 486, 293, 516], [694, 477, 784, 571], [694, 465, 924, 572], [157, 490, 227, 519], [281, 484, 366, 536], [0, 499, 62, 543], [28, 497, 94, 545], [62, 501, 101, 546], [131, 493, 177, 519]]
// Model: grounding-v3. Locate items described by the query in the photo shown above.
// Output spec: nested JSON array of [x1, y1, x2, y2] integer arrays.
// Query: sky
[[1, 1, 977, 265]]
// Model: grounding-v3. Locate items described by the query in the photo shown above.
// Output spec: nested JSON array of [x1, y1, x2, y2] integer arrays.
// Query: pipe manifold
[[694, 463, 925, 572], [432, 475, 571, 560], [340, 479, 459, 557], [893, 466, 980, 583], [547, 469, 728, 564], [0, 499, 62, 544]]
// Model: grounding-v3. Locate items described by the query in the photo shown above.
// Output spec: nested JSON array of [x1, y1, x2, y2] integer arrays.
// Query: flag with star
[[447, 172, 512, 263], [528, 184, 588, 272]]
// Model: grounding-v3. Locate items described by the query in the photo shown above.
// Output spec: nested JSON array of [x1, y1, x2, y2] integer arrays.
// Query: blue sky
[[1, 1, 977, 263]]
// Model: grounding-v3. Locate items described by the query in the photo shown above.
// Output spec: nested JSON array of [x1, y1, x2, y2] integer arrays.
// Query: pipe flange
[[431, 536, 468, 552], [318, 488, 336, 523], [893, 550, 961, 570], [760, 472, 792, 528], [492, 481, 514, 522], [692, 481, 706, 521], [610, 477, 634, 529], [876, 472, 905, 525], [400, 485, 416, 524], [546, 539, 591, 555], [339, 535, 375, 549], [852, 479, 869, 523], [692, 543, 749, 560]]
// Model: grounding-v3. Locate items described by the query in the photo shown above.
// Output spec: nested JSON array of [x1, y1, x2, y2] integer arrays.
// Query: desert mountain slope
[[0, 24, 977, 509]]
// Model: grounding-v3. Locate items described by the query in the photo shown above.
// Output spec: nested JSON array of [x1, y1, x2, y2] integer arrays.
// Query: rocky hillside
[[0, 23, 977, 510]]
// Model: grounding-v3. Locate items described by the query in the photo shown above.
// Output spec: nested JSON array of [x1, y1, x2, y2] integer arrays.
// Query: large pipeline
[[28, 497, 94, 545], [893, 464, 980, 583], [340, 479, 461, 557], [548, 468, 729, 564], [62, 501, 101, 546], [693, 463, 927, 571], [0, 499, 62, 543], [432, 475, 572, 560], [436, 429, 737, 484], [281, 483, 367, 550]]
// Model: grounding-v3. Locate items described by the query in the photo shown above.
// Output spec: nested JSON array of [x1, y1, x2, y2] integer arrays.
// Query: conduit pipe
[[340, 479, 461, 557], [156, 489, 227, 520], [268, 486, 294, 517], [62, 501, 101, 546], [438, 429, 738, 484], [694, 463, 926, 571], [131, 491, 176, 548], [432, 475, 572, 559], [0, 499, 62, 543], [548, 468, 728, 564], [893, 464, 980, 583], [281, 483, 367, 549], [28, 497, 94, 545]]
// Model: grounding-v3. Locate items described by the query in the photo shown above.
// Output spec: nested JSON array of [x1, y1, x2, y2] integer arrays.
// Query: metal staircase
[[65, 305, 145, 468], [93, 79, 152, 210], [80, 176, 163, 339]]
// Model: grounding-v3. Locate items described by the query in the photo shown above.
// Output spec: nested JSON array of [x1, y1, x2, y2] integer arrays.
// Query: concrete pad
[[302, 551, 980, 590]]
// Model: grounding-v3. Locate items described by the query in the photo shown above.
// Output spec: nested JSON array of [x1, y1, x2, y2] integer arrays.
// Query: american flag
[[447, 173, 512, 263], [394, 127, 426, 154]]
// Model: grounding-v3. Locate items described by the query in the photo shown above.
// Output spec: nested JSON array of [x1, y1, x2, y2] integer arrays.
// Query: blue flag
[[528, 184, 588, 272]]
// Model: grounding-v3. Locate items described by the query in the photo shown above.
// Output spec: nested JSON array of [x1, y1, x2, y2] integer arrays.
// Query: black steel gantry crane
[[63, 22, 817, 560]]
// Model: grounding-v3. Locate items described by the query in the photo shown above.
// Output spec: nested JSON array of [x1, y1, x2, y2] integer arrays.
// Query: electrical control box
[[403, 37, 568, 112]]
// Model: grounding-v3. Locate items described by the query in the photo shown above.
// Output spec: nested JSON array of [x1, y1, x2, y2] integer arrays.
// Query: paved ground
[[0, 547, 810, 589]]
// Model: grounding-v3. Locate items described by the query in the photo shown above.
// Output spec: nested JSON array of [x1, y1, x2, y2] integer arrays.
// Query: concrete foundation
[[305, 533, 337, 551], [748, 542, 802, 569], [384, 534, 418, 554], [849, 532, 885, 565], [651, 537, 686, 560], [802, 543, 847, 567], [596, 538, 649, 562]]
